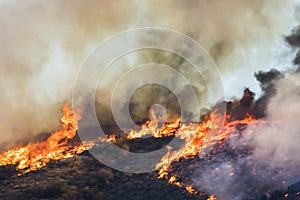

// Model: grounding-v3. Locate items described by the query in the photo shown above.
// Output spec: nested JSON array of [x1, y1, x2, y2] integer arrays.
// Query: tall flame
[[157, 114, 266, 179], [0, 103, 89, 174], [126, 111, 266, 196], [0, 104, 267, 199]]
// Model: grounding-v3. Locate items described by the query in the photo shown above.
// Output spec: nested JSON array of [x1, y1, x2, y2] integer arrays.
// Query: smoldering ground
[[189, 68, 300, 199]]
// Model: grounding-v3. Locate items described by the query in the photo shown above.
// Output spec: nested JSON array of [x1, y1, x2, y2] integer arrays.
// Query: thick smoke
[[190, 75, 300, 198], [0, 0, 137, 143], [137, 0, 298, 96], [285, 26, 300, 70], [0, 0, 299, 144], [253, 69, 285, 118], [95, 50, 209, 126]]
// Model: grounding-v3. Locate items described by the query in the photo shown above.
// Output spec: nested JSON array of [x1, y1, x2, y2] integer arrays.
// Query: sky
[[0, 0, 299, 142]]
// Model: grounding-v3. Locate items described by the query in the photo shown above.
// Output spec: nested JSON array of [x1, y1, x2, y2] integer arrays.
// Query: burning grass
[[0, 103, 293, 200], [0, 103, 90, 175]]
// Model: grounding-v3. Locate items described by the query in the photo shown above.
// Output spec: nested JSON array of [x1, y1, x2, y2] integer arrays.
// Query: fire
[[0, 103, 266, 198], [127, 112, 265, 170], [0, 103, 90, 175], [207, 195, 217, 200], [127, 107, 181, 140], [127, 111, 266, 196], [158, 114, 264, 178], [155, 114, 265, 195]]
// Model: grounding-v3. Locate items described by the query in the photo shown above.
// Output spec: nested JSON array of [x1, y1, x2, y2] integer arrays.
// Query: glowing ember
[[207, 195, 217, 200], [0, 103, 89, 174]]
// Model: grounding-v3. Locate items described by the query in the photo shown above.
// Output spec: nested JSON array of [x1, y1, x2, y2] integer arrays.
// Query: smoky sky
[[190, 71, 300, 199], [0, 0, 299, 142]]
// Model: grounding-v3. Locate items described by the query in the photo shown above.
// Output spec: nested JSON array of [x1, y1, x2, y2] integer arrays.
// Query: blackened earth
[[0, 150, 205, 200], [0, 132, 299, 200]]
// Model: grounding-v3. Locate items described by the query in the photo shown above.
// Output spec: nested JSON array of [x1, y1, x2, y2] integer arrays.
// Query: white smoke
[[136, 0, 300, 97], [191, 73, 300, 199], [0, 0, 299, 145], [0, 0, 138, 142]]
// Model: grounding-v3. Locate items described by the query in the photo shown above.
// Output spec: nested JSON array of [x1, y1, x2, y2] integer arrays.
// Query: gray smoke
[[190, 72, 300, 199], [0, 0, 138, 142], [136, 0, 299, 96], [0, 0, 299, 144]]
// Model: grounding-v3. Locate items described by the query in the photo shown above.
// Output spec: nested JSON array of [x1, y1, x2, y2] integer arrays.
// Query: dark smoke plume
[[190, 30, 300, 199]]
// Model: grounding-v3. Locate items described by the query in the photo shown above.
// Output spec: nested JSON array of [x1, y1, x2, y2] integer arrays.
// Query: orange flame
[[127, 111, 266, 195], [157, 113, 266, 179], [0, 103, 90, 175], [207, 195, 217, 200], [0, 103, 266, 198]]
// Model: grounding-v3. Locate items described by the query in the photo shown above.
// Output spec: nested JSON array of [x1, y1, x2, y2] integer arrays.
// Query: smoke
[[95, 50, 209, 126], [0, 0, 299, 143], [285, 26, 300, 68], [95, 0, 299, 126], [253, 69, 285, 118], [189, 71, 300, 199], [0, 0, 137, 143], [137, 0, 299, 97]]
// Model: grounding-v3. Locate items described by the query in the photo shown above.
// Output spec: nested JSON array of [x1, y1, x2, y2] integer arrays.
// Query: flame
[[127, 107, 181, 140], [0, 103, 90, 174], [126, 111, 266, 195], [0, 103, 266, 198], [127, 111, 265, 180], [207, 195, 217, 200], [156, 114, 265, 195], [160, 114, 265, 177], [285, 193, 289, 198]]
